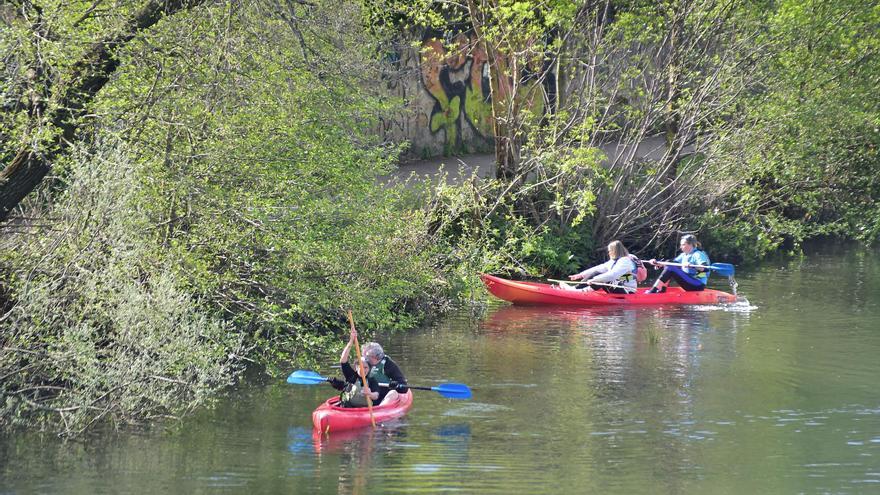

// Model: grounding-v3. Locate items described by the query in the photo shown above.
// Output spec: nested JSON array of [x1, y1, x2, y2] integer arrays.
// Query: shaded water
[[3, 244, 880, 493]]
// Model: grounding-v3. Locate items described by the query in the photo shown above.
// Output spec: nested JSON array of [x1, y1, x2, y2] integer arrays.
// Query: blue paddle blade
[[287, 370, 328, 385], [710, 263, 735, 277], [431, 383, 472, 400]]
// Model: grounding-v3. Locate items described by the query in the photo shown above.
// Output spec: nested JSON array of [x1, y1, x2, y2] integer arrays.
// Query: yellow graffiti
[[419, 35, 548, 154], [420, 36, 493, 153]]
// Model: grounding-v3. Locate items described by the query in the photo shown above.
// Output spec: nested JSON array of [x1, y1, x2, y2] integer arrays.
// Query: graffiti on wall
[[420, 34, 550, 155], [420, 35, 493, 155]]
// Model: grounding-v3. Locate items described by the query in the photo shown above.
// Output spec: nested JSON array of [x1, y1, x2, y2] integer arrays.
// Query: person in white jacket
[[560, 240, 637, 293]]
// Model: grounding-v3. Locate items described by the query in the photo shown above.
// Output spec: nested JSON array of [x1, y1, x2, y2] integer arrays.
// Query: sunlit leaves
[[707, 0, 880, 255]]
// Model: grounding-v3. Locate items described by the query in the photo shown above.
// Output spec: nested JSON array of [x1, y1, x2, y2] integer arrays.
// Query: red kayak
[[481, 273, 736, 306], [312, 391, 413, 433]]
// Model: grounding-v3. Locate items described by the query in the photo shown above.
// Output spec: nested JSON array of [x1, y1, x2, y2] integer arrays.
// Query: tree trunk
[[0, 149, 53, 221], [663, 6, 683, 153], [0, 0, 208, 224], [464, 0, 516, 180]]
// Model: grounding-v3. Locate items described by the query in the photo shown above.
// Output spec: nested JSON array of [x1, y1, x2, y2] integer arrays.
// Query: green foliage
[[3, 0, 879, 439], [427, 175, 594, 282], [710, 0, 880, 254], [521, 113, 606, 229], [99, 1, 451, 371], [0, 143, 238, 437], [697, 209, 787, 261], [1, 0, 457, 436]]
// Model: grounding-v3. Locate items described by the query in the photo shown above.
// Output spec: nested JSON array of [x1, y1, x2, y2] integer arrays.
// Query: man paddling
[[329, 326, 408, 407]]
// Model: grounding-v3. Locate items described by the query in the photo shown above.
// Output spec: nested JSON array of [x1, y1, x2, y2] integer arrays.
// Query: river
[[2, 243, 879, 493]]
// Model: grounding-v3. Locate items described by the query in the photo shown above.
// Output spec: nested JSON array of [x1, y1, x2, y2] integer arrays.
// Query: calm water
[[3, 245, 880, 494]]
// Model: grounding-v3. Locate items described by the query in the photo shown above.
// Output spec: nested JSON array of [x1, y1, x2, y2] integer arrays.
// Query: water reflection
[[308, 426, 395, 495], [430, 423, 472, 467], [309, 421, 410, 455], [290, 421, 475, 494], [477, 302, 751, 491], [479, 304, 720, 389], [287, 426, 316, 455]]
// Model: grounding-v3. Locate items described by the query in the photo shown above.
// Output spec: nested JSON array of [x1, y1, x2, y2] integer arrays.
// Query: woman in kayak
[[646, 234, 710, 293], [329, 326, 408, 407], [561, 240, 638, 294]]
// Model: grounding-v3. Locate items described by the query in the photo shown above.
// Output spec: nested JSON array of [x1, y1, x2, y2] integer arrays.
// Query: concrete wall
[[381, 34, 496, 161]]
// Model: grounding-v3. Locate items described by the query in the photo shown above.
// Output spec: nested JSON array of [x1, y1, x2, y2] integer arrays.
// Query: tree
[[0, 0, 209, 223], [705, 0, 880, 256], [367, 1, 771, 258], [558, 0, 766, 250], [1, 0, 449, 435]]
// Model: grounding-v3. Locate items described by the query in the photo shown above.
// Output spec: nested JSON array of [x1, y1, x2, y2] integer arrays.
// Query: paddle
[[652, 261, 735, 277], [287, 370, 335, 385], [547, 279, 637, 293], [379, 382, 473, 400], [348, 310, 375, 428], [286, 370, 473, 400]]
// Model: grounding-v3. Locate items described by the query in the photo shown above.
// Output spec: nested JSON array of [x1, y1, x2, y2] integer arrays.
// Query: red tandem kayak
[[312, 391, 413, 433], [481, 273, 736, 306]]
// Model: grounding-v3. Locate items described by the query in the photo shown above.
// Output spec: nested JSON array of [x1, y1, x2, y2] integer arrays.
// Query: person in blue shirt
[[646, 234, 710, 293]]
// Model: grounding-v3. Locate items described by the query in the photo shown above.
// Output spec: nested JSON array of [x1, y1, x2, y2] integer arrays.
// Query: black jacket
[[341, 357, 406, 403]]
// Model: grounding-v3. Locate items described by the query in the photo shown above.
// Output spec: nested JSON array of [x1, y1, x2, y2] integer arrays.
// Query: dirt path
[[381, 153, 496, 186], [383, 135, 676, 187]]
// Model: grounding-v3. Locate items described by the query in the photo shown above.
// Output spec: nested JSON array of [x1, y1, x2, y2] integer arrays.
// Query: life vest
[[630, 255, 648, 283], [677, 249, 710, 283], [339, 380, 368, 407], [339, 357, 391, 407], [612, 257, 639, 285], [367, 357, 392, 386]]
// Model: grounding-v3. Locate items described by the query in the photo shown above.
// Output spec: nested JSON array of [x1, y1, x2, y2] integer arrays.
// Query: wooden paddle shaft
[[548, 279, 636, 293], [348, 310, 375, 428]]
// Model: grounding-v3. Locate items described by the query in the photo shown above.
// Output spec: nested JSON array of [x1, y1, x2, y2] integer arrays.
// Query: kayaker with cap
[[646, 234, 710, 293], [560, 240, 639, 294], [328, 326, 408, 407]]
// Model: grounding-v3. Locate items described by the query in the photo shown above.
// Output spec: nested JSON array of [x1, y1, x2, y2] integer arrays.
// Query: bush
[[0, 144, 240, 437]]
